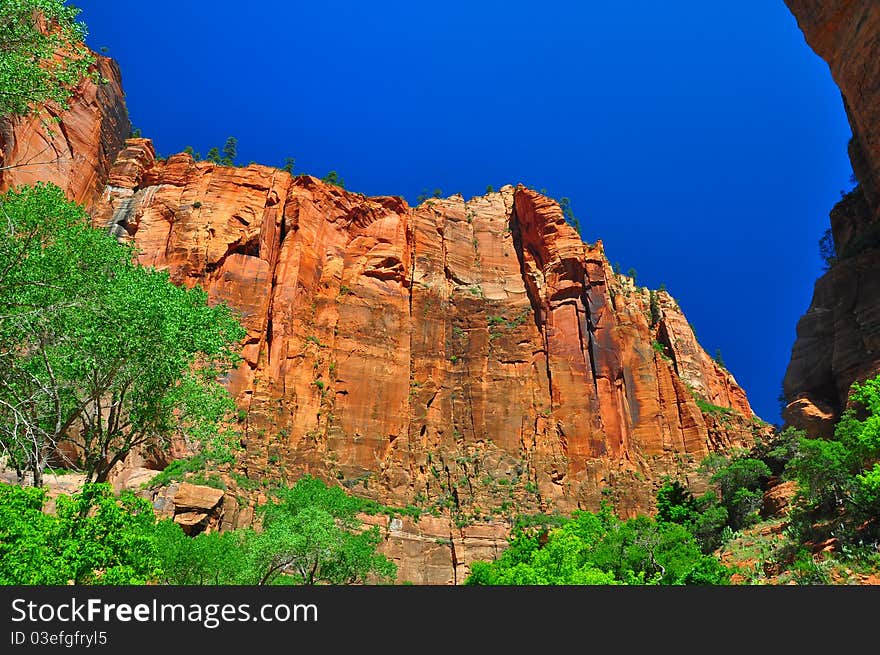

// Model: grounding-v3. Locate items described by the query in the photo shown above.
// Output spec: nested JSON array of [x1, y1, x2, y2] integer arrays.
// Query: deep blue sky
[[74, 1, 853, 424]]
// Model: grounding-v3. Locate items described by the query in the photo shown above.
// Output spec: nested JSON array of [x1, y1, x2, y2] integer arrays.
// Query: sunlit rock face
[[92, 141, 762, 522], [0, 52, 129, 209]]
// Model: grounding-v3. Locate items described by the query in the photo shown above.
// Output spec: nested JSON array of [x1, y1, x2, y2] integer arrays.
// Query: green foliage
[[183, 145, 202, 161], [147, 454, 208, 488], [466, 505, 730, 585], [819, 227, 837, 271], [558, 196, 581, 234], [0, 482, 160, 584], [152, 520, 250, 585], [486, 185, 494, 194], [250, 476, 396, 585], [321, 170, 345, 189], [282, 157, 295, 174], [649, 289, 661, 327], [694, 397, 734, 416], [656, 480, 698, 525], [221, 136, 237, 166], [713, 349, 726, 369], [0, 0, 97, 116], [750, 427, 802, 477], [205, 147, 221, 164], [0, 183, 246, 484], [708, 456, 771, 531], [786, 374, 880, 546]]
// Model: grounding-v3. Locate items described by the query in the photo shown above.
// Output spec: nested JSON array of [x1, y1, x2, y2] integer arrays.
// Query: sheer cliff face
[[0, 53, 130, 208], [783, 0, 880, 434], [92, 140, 762, 517]]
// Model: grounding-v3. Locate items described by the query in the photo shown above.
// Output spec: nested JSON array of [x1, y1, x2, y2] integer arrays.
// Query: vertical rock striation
[[92, 141, 763, 524], [0, 52, 129, 209]]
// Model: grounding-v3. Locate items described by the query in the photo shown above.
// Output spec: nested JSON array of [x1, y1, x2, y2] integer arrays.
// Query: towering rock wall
[[783, 1, 880, 432], [0, 52, 130, 209], [92, 140, 763, 523]]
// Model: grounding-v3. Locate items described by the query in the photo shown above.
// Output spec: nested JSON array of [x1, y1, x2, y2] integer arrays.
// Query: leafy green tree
[[282, 157, 295, 174], [183, 145, 202, 161], [656, 479, 698, 524], [321, 170, 345, 189], [708, 456, 770, 531], [787, 374, 880, 545], [154, 477, 397, 586], [205, 147, 221, 164], [0, 483, 60, 583], [0, 482, 161, 584], [247, 476, 396, 585], [466, 506, 729, 585], [0, 183, 245, 484], [0, 0, 97, 117], [153, 520, 250, 584]]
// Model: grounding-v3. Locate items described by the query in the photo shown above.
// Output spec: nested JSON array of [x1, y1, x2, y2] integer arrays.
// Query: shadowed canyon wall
[[783, 0, 880, 435]]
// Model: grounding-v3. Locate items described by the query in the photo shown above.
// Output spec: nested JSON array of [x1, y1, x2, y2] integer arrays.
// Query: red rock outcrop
[[0, 51, 129, 209], [92, 141, 765, 528], [783, 1, 880, 427]]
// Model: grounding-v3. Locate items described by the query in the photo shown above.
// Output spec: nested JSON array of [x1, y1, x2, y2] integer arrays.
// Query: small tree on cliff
[[0, 183, 246, 485], [220, 137, 238, 166], [0, 0, 97, 117]]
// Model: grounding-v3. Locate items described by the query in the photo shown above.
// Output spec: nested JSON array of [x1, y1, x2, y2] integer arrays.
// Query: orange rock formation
[[92, 141, 763, 521], [0, 52, 130, 208]]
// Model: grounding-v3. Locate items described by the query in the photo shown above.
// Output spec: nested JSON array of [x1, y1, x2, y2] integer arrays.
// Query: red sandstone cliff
[[783, 1, 880, 433], [0, 38, 767, 582], [0, 51, 130, 209], [92, 141, 764, 526]]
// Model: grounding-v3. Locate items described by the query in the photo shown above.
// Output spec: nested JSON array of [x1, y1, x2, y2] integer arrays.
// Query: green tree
[[220, 136, 237, 166], [183, 145, 201, 161], [246, 476, 396, 585], [819, 227, 837, 270], [466, 506, 729, 585], [0, 482, 161, 585], [707, 456, 771, 531], [321, 170, 345, 189], [153, 520, 250, 585], [649, 289, 661, 327], [656, 479, 698, 524], [0, 0, 96, 117], [558, 196, 581, 234], [0, 183, 245, 484], [205, 147, 221, 164], [282, 157, 295, 174], [787, 374, 880, 545]]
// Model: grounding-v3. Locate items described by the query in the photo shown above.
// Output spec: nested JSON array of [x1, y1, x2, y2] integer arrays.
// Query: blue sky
[[74, 1, 854, 424]]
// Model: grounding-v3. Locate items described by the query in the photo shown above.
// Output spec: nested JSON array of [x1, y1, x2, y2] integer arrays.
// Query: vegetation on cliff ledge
[[0, 0, 97, 117]]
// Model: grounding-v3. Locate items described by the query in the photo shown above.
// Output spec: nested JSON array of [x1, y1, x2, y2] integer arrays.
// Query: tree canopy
[[0, 0, 96, 116], [0, 482, 161, 584], [0, 183, 245, 485], [152, 476, 397, 586], [466, 506, 730, 586]]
